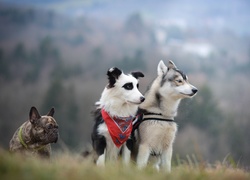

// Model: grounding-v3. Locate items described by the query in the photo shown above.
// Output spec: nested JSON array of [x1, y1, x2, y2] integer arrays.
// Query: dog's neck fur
[[140, 76, 181, 119], [99, 89, 138, 117], [20, 121, 44, 149]]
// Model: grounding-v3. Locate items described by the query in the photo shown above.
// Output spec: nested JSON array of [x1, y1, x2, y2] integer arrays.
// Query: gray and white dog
[[134, 60, 198, 171], [9, 106, 59, 158]]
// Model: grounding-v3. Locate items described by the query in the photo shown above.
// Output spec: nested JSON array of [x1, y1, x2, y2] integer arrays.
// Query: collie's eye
[[123, 83, 133, 90]]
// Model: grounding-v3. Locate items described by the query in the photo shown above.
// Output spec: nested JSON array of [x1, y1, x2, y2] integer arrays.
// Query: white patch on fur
[[99, 73, 144, 117], [175, 83, 196, 97], [96, 152, 105, 166], [109, 67, 115, 72], [122, 145, 131, 165], [97, 123, 121, 162]]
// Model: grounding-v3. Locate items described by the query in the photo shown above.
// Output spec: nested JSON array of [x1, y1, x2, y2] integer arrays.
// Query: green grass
[[0, 149, 249, 180]]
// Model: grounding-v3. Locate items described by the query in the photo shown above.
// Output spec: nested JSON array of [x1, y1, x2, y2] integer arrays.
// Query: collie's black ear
[[107, 67, 122, 88], [131, 71, 144, 79]]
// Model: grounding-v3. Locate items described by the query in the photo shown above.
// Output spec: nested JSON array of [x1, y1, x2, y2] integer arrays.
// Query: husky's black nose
[[140, 96, 145, 103], [192, 88, 198, 94]]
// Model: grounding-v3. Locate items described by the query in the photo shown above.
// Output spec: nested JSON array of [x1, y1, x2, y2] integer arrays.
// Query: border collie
[[91, 67, 145, 165]]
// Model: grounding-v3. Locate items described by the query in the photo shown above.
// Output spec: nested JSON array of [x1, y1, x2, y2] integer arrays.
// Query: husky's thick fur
[[135, 60, 198, 171], [91, 67, 145, 166]]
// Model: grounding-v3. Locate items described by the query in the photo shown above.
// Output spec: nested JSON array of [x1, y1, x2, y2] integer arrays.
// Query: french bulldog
[[9, 106, 59, 158]]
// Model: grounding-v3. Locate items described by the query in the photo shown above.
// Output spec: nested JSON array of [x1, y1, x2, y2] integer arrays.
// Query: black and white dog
[[91, 67, 145, 165]]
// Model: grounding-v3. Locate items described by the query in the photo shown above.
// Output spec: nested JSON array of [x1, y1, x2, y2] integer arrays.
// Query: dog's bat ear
[[168, 60, 177, 70], [29, 106, 41, 124], [131, 71, 144, 79], [157, 60, 168, 76], [47, 107, 55, 117], [107, 67, 122, 88]]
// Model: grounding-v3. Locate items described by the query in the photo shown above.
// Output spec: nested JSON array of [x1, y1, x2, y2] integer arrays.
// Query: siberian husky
[[91, 67, 145, 166], [134, 60, 198, 171]]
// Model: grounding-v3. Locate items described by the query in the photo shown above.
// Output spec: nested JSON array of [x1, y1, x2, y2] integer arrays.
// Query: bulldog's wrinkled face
[[29, 107, 59, 145]]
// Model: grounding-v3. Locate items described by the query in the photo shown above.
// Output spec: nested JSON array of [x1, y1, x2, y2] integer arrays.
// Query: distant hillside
[[2, 0, 250, 35]]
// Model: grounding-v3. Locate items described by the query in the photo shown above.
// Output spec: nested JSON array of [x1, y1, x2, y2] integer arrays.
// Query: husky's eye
[[137, 83, 139, 88], [176, 79, 183, 83], [123, 83, 133, 90]]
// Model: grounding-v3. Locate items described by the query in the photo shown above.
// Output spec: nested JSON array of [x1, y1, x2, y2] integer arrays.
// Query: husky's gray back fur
[[136, 60, 198, 171]]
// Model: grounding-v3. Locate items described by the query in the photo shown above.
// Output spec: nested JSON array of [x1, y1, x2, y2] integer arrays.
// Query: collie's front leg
[[122, 139, 133, 165], [122, 145, 131, 165], [96, 149, 106, 166]]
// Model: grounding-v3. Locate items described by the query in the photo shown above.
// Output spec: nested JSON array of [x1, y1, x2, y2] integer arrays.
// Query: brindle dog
[[9, 106, 59, 158]]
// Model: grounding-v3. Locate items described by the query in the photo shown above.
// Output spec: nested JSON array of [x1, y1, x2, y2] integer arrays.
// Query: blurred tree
[[84, 47, 104, 79], [70, 35, 85, 46], [166, 25, 184, 40], [24, 36, 61, 83], [125, 13, 146, 36], [62, 86, 80, 148], [12, 43, 27, 62], [39, 36, 60, 63], [24, 50, 40, 83], [50, 62, 83, 80], [0, 48, 10, 80], [224, 115, 250, 167], [175, 85, 226, 162], [42, 78, 64, 112], [177, 85, 223, 134], [115, 49, 147, 72], [41, 78, 80, 149]]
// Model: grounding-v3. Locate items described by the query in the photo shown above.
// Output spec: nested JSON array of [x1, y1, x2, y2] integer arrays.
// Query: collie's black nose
[[140, 96, 145, 103]]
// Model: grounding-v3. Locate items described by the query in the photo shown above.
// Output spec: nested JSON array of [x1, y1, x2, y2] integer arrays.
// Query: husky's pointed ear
[[168, 60, 177, 70], [157, 60, 168, 76], [29, 106, 41, 124], [47, 107, 55, 117], [131, 71, 144, 79], [107, 67, 122, 88]]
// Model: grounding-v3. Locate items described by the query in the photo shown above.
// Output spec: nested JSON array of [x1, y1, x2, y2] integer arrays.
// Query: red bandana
[[101, 109, 134, 148]]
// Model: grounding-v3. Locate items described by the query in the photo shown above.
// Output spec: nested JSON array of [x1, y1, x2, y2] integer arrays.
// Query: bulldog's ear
[[107, 67, 122, 88], [29, 106, 41, 124], [47, 107, 55, 117], [131, 71, 144, 79]]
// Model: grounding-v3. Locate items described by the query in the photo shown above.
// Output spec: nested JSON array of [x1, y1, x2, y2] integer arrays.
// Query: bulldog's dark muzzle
[[48, 128, 59, 143]]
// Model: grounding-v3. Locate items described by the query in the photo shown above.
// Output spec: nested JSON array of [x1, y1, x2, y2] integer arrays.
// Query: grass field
[[0, 149, 249, 180]]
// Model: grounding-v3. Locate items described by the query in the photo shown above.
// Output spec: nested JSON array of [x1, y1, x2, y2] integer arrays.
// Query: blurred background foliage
[[0, 0, 250, 167]]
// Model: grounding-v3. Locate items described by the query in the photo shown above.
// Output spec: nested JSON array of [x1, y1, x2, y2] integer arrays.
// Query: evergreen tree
[[177, 85, 223, 134]]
